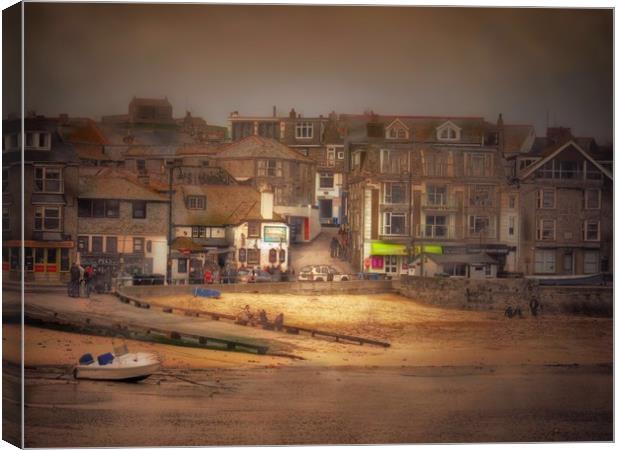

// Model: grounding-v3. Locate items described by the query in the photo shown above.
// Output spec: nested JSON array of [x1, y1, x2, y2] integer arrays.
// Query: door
[[385, 255, 398, 275], [319, 199, 333, 222]]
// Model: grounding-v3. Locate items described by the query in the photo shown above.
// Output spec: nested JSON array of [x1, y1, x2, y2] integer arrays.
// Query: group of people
[[68, 263, 95, 298], [237, 304, 284, 330]]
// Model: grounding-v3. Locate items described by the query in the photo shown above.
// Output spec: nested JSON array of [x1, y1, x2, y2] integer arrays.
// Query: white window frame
[[468, 215, 494, 237], [34, 206, 62, 232], [383, 182, 407, 205], [583, 250, 600, 274], [326, 147, 336, 167], [534, 249, 556, 274], [383, 212, 407, 236], [469, 184, 494, 207], [25, 131, 51, 150], [537, 219, 556, 241], [437, 124, 460, 141], [34, 166, 63, 194], [584, 220, 600, 242], [584, 189, 601, 210], [187, 195, 206, 210], [295, 122, 313, 139], [257, 159, 282, 177], [537, 188, 556, 209], [319, 172, 334, 189]]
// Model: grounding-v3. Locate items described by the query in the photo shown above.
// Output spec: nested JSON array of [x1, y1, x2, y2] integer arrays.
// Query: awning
[[170, 236, 205, 252], [370, 242, 442, 256]]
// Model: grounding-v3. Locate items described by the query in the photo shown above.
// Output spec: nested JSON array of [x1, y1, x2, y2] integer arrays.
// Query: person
[[203, 268, 213, 284], [77, 263, 86, 297], [274, 313, 284, 331], [69, 263, 80, 297], [258, 309, 269, 326]]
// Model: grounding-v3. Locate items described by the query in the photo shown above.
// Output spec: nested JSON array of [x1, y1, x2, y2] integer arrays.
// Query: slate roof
[[214, 135, 314, 163], [172, 184, 265, 226], [79, 169, 168, 201], [502, 124, 535, 154], [97, 122, 195, 146]]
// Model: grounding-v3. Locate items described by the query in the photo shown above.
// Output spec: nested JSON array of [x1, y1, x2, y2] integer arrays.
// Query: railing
[[416, 224, 455, 239], [421, 195, 458, 210]]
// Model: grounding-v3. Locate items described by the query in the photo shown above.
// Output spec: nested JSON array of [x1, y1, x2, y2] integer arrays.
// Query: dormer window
[[186, 195, 206, 210], [25, 132, 51, 150], [295, 122, 313, 139], [436, 122, 461, 141], [386, 119, 409, 140]]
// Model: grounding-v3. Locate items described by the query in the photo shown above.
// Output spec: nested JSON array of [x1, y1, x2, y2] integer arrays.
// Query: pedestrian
[[69, 263, 80, 297], [203, 268, 213, 284]]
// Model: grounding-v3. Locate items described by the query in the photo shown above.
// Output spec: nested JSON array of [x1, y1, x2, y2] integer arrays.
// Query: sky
[[11, 3, 615, 143]]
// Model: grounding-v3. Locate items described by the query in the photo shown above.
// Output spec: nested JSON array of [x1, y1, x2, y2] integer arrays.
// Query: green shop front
[[365, 241, 443, 277]]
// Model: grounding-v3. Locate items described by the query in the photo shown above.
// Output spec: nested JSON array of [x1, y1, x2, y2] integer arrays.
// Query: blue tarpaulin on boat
[[193, 288, 221, 298], [97, 352, 114, 366], [79, 353, 94, 365]]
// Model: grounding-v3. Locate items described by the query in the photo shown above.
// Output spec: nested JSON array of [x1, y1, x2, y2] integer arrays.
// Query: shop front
[[365, 242, 443, 277], [3, 240, 74, 283]]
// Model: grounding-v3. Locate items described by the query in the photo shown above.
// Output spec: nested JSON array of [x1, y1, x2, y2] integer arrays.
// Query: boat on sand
[[74, 343, 160, 382]]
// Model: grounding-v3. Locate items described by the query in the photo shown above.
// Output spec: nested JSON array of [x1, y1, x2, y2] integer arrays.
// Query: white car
[[297, 265, 350, 282]]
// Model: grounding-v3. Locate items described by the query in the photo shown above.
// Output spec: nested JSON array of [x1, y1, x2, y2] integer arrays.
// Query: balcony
[[415, 224, 455, 239], [421, 194, 458, 211]]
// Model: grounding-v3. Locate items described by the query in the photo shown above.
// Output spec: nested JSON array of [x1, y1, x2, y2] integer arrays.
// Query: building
[[514, 130, 613, 276], [76, 169, 169, 287], [170, 184, 288, 284], [344, 113, 515, 277], [3, 116, 80, 283], [212, 135, 319, 242], [229, 108, 347, 225]]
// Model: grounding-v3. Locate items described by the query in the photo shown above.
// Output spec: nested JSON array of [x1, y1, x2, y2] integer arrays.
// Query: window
[[508, 216, 516, 236], [133, 237, 145, 254], [469, 215, 491, 236], [534, 249, 556, 273], [427, 185, 447, 206], [352, 151, 363, 169], [319, 173, 334, 189], [136, 159, 146, 173], [91, 236, 104, 253], [444, 263, 467, 277], [34, 167, 63, 193], [2, 206, 9, 231], [537, 188, 556, 209], [146, 240, 152, 253], [583, 251, 600, 274], [279, 249, 286, 263], [423, 153, 450, 177], [78, 199, 120, 218], [388, 126, 407, 140], [585, 161, 603, 180], [178, 258, 188, 273], [34, 206, 62, 231], [425, 215, 447, 238], [238, 248, 247, 262], [106, 236, 118, 253], [192, 227, 209, 238], [585, 189, 601, 210], [257, 159, 282, 177], [380, 149, 408, 174], [337, 151, 345, 160], [248, 222, 260, 238], [326, 148, 335, 167], [47, 248, 57, 265], [469, 185, 494, 207], [247, 249, 260, 265], [584, 221, 600, 241], [437, 126, 458, 141], [537, 219, 555, 241], [186, 196, 205, 210], [508, 195, 516, 209], [536, 159, 583, 179], [295, 122, 313, 139], [77, 236, 89, 253], [59, 248, 69, 271], [129, 201, 146, 218], [384, 182, 406, 204], [383, 212, 406, 236], [467, 153, 490, 177], [24, 132, 50, 150]]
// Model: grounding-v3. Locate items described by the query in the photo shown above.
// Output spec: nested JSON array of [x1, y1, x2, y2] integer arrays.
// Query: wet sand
[[24, 364, 612, 446]]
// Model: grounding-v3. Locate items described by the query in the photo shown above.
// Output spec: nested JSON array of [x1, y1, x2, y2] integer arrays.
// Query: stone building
[[229, 108, 346, 225], [3, 116, 80, 284], [76, 169, 169, 287], [212, 135, 319, 242], [344, 113, 518, 278], [514, 132, 613, 276], [170, 185, 288, 284]]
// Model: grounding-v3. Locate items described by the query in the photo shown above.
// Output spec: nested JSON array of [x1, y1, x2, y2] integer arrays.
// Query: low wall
[[122, 279, 396, 299], [398, 276, 613, 316]]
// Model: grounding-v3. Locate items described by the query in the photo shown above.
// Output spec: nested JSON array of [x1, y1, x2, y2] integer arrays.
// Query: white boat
[[74, 344, 160, 382]]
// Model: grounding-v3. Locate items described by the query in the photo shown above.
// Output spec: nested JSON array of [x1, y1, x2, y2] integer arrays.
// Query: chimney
[[289, 108, 296, 119], [272, 105, 277, 117], [260, 191, 274, 220], [546, 126, 572, 144]]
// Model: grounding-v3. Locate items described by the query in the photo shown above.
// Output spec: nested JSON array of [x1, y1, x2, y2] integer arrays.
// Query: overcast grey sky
[[17, 4, 613, 142]]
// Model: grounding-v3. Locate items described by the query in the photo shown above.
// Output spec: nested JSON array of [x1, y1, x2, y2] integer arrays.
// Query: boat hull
[[74, 353, 160, 382]]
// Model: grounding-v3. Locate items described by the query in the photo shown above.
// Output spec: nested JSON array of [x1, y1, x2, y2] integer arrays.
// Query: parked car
[[298, 265, 350, 282], [236, 269, 274, 283]]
